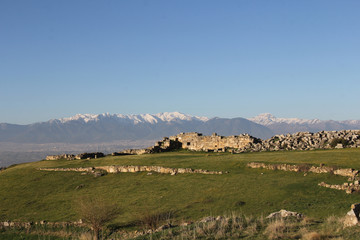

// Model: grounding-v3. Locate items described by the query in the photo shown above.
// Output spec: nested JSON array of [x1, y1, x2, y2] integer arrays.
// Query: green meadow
[[1, 149, 360, 222], [1, 148, 360, 238]]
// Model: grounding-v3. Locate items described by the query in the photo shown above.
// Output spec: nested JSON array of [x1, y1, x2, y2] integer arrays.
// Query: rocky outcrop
[[247, 162, 359, 178], [266, 209, 303, 219], [344, 203, 360, 227], [39, 165, 224, 175], [261, 130, 360, 151]]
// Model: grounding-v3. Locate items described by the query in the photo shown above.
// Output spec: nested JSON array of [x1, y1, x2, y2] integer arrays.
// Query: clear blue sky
[[1, 0, 359, 124]]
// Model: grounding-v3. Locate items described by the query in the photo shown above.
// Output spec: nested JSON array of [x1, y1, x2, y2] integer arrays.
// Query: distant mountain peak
[[249, 113, 321, 126]]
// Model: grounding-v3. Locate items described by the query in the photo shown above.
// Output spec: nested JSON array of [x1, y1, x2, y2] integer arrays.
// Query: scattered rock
[[155, 223, 173, 232], [75, 184, 84, 190], [92, 171, 104, 177], [216, 216, 224, 221], [180, 222, 192, 227]]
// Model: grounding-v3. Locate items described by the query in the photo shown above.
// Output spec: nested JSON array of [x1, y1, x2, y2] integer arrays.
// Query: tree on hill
[[75, 195, 120, 240]]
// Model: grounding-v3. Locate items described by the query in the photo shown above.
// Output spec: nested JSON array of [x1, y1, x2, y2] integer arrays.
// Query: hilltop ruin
[[45, 130, 360, 160], [117, 130, 360, 155]]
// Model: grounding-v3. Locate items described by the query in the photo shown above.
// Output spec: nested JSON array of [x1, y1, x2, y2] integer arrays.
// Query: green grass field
[[1, 148, 360, 238]]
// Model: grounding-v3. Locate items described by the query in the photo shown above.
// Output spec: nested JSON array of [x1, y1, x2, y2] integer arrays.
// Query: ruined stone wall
[[169, 132, 260, 152], [45, 154, 75, 160], [247, 162, 359, 178], [39, 165, 224, 175], [45, 152, 104, 161]]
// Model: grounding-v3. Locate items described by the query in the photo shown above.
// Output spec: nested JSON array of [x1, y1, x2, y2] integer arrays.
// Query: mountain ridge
[[248, 113, 360, 135], [0, 112, 271, 143], [1, 112, 359, 144]]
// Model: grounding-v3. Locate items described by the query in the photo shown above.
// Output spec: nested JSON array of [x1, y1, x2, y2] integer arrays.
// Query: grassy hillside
[[1, 148, 360, 239]]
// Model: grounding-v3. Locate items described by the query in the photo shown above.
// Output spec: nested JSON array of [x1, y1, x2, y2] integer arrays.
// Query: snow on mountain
[[341, 120, 360, 125], [248, 113, 322, 126], [57, 112, 209, 124]]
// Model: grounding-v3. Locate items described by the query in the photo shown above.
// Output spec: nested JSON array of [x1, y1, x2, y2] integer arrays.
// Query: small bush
[[139, 210, 174, 230]]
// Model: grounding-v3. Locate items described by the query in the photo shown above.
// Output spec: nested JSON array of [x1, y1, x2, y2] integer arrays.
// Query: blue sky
[[1, 0, 359, 124]]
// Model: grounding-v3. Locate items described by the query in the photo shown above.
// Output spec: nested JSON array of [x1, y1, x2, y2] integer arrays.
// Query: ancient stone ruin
[[247, 162, 360, 194], [261, 130, 360, 151], [169, 132, 261, 152], [247, 162, 359, 178], [0, 220, 84, 229], [125, 130, 360, 154], [46, 152, 104, 161], [75, 152, 104, 159], [38, 165, 224, 176], [46, 154, 76, 160], [45, 130, 360, 160], [318, 182, 360, 194]]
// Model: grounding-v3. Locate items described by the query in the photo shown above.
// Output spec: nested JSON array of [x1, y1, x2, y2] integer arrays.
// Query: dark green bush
[[329, 138, 349, 148]]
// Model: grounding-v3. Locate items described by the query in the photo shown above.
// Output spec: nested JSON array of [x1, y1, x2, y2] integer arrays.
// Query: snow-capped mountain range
[[248, 113, 322, 126], [56, 112, 209, 124], [0, 112, 359, 144], [248, 113, 360, 136]]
